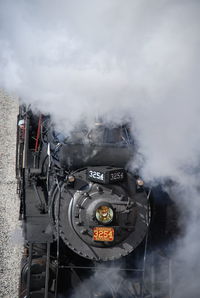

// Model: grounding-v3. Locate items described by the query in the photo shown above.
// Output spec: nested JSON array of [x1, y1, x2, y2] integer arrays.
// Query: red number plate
[[93, 227, 114, 242]]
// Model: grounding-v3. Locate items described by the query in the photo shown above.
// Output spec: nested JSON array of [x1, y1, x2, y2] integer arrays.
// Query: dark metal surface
[[59, 143, 134, 169], [16, 105, 175, 297]]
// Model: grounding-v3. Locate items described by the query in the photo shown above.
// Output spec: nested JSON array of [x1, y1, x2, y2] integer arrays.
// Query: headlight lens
[[96, 205, 114, 224], [136, 178, 144, 186]]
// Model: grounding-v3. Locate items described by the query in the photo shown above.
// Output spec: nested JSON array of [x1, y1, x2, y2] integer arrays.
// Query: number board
[[109, 169, 125, 182], [87, 169, 106, 183], [87, 167, 125, 184], [93, 227, 114, 242]]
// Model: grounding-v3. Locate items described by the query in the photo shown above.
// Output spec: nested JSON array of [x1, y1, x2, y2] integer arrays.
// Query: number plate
[[88, 170, 105, 182], [93, 227, 114, 242], [87, 167, 125, 184], [109, 170, 124, 182]]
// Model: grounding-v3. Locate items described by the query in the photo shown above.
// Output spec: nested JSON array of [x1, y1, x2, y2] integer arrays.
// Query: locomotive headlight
[[136, 178, 144, 186], [68, 175, 75, 183], [96, 205, 114, 224]]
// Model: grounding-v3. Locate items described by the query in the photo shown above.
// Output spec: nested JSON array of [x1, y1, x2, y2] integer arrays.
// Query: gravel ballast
[[0, 90, 22, 298]]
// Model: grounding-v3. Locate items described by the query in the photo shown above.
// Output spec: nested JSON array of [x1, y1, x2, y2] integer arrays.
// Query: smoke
[[69, 266, 122, 298], [1, 0, 200, 297], [0, 0, 200, 180]]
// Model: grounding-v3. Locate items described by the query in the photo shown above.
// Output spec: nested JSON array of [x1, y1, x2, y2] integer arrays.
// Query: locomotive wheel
[[21, 257, 54, 292]]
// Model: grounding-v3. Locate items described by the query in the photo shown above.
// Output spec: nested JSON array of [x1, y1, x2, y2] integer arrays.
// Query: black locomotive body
[[16, 106, 177, 298]]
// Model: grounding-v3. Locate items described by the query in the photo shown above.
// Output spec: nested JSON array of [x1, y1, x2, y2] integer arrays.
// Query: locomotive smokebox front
[[51, 167, 150, 261]]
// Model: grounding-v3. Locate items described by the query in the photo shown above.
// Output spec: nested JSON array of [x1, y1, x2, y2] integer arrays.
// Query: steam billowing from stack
[[0, 0, 200, 297]]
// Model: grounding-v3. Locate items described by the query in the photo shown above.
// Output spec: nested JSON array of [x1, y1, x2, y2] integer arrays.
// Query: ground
[[0, 90, 22, 298]]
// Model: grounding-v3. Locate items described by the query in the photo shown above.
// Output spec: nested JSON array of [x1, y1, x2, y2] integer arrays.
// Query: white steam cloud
[[1, 0, 200, 297], [0, 0, 200, 181]]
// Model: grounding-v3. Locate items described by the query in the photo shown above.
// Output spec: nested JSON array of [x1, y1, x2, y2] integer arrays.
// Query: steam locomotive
[[16, 105, 177, 298]]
